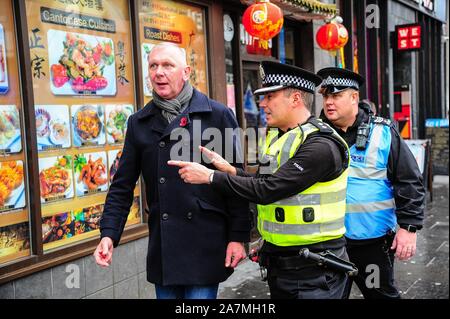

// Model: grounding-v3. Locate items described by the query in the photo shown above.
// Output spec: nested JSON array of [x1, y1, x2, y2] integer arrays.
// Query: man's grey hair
[[284, 88, 314, 111], [148, 43, 187, 66]]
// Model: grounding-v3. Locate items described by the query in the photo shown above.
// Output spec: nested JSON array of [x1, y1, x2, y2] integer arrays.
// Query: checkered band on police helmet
[[322, 76, 360, 90], [262, 73, 317, 93], [317, 67, 365, 93], [254, 61, 322, 95]]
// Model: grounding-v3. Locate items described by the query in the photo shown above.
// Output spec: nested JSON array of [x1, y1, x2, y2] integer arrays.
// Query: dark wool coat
[[100, 89, 251, 285]]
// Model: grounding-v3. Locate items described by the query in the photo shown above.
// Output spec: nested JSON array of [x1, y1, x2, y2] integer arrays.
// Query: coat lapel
[[136, 101, 166, 134], [161, 89, 213, 140]]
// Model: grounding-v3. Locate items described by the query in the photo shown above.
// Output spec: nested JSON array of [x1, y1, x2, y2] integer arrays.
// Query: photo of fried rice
[[0, 161, 24, 208]]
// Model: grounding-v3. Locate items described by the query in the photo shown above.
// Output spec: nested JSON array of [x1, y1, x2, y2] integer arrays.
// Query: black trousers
[[344, 234, 401, 299], [266, 248, 349, 299], [268, 268, 348, 299]]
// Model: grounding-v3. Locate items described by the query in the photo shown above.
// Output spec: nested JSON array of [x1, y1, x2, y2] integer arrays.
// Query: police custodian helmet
[[254, 61, 322, 95], [317, 67, 365, 95]]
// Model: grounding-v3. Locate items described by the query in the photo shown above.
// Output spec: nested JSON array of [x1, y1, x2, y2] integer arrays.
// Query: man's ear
[[183, 66, 191, 81], [292, 91, 302, 106], [351, 90, 360, 105]]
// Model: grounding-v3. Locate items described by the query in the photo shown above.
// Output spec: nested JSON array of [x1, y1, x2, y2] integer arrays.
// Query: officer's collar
[[341, 108, 368, 134], [277, 116, 314, 136]]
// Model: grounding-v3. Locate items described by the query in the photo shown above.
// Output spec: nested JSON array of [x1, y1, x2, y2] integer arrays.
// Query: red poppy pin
[[180, 116, 188, 127]]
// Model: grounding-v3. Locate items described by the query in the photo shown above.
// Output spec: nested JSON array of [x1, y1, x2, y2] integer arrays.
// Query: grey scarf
[[152, 82, 194, 123]]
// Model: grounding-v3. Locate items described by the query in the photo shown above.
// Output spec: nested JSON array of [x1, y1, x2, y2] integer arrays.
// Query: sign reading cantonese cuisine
[[396, 23, 422, 51]]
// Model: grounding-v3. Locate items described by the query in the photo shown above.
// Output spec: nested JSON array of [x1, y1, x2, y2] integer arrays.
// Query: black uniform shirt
[[211, 116, 348, 254], [320, 108, 425, 245]]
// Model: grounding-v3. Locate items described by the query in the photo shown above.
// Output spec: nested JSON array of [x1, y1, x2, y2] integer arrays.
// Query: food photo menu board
[[0, 0, 30, 264], [25, 0, 142, 252], [138, 0, 209, 104], [0, 23, 9, 95]]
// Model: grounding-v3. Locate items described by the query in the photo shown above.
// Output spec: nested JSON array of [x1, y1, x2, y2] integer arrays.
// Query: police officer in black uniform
[[169, 62, 356, 299], [317, 67, 425, 299]]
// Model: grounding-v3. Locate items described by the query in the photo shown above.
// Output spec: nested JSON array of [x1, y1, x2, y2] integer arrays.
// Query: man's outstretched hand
[[199, 146, 236, 176], [168, 160, 213, 184]]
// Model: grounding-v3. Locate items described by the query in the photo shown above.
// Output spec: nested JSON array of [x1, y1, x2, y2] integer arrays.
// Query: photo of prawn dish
[[71, 104, 105, 147], [35, 105, 71, 151], [74, 152, 108, 196], [105, 105, 133, 144], [47, 30, 116, 96], [0, 105, 21, 154], [0, 161, 25, 212], [38, 156, 74, 203], [108, 149, 122, 183]]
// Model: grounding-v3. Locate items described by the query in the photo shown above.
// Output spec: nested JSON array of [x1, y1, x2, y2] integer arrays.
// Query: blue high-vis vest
[[345, 119, 396, 240]]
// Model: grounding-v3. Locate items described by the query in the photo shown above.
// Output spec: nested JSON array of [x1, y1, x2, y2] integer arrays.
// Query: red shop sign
[[396, 24, 422, 51]]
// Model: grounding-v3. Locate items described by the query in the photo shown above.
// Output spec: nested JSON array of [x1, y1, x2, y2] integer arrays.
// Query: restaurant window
[[137, 0, 209, 105], [23, 0, 142, 253], [0, 0, 31, 264]]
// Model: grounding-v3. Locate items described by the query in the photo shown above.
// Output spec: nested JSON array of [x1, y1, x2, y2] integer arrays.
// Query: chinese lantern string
[[340, 47, 346, 69]]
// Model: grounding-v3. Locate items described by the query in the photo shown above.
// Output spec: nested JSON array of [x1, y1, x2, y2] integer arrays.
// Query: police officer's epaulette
[[307, 118, 334, 134], [370, 116, 392, 127]]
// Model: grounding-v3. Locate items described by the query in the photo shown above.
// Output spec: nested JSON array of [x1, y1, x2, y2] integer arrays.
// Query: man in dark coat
[[94, 43, 250, 299]]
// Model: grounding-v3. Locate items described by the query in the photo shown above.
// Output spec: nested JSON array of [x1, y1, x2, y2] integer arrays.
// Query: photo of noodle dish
[[47, 30, 116, 96], [38, 156, 74, 203]]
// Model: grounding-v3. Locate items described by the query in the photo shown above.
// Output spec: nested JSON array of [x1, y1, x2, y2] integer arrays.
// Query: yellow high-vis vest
[[257, 120, 350, 246]]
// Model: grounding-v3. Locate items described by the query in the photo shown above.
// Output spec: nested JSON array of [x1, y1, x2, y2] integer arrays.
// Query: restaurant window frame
[[0, 0, 32, 268], [1, 0, 225, 285], [0, 0, 149, 284]]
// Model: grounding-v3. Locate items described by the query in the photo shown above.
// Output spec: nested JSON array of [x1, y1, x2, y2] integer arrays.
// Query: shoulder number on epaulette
[[371, 116, 392, 126], [308, 118, 334, 134]]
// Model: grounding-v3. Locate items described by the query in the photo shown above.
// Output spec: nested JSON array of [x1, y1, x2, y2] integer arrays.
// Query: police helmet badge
[[259, 64, 265, 81]]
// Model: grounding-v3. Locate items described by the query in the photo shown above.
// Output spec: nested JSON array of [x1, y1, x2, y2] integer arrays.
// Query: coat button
[[159, 141, 166, 148], [187, 212, 193, 220], [159, 177, 166, 184], [162, 213, 169, 221]]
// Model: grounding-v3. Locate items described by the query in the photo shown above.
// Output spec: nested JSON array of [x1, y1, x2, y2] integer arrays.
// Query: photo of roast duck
[[78, 155, 107, 190], [39, 166, 71, 198], [0, 161, 24, 207]]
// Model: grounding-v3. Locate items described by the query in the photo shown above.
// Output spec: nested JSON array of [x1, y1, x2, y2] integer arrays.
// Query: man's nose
[[154, 65, 164, 76], [259, 98, 268, 108], [323, 95, 333, 104]]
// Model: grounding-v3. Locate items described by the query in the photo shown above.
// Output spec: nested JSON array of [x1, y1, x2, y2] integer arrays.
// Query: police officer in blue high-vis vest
[[317, 67, 425, 299], [169, 61, 354, 299]]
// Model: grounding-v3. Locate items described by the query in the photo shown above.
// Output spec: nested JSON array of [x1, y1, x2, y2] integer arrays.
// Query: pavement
[[218, 176, 449, 299]]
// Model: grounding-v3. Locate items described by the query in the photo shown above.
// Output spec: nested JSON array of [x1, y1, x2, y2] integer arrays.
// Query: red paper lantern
[[316, 22, 349, 51], [242, 0, 284, 41]]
